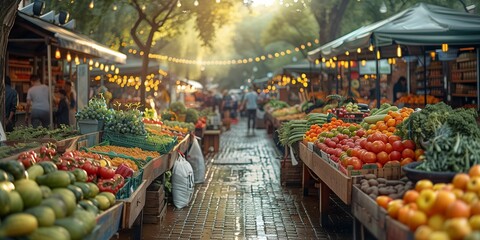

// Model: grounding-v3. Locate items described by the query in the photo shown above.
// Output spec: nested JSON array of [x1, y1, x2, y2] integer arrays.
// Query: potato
[[371, 188, 379, 196], [368, 179, 379, 186], [354, 183, 361, 188], [365, 174, 376, 180], [377, 178, 387, 184], [361, 185, 369, 193], [366, 186, 375, 194], [361, 179, 368, 185], [378, 184, 386, 188], [378, 187, 390, 195], [389, 193, 401, 199], [369, 193, 378, 199]]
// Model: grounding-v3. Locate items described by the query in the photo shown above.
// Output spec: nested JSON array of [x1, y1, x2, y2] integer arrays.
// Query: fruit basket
[[103, 131, 177, 155], [402, 161, 456, 184]]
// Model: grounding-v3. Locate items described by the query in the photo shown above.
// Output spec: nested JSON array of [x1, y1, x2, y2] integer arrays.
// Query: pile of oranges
[[379, 165, 480, 240], [366, 108, 414, 136], [304, 124, 321, 142]]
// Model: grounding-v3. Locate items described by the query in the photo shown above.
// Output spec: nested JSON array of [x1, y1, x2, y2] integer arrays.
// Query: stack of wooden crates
[[143, 182, 168, 224]]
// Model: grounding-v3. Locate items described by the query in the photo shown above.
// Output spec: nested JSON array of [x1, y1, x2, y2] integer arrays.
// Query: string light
[[376, 50, 381, 60], [194, 0, 199, 6], [177, 0, 182, 7], [357, 48, 361, 53], [397, 45, 402, 58], [74, 55, 80, 65], [430, 51, 436, 60], [89, 0, 94, 9], [133, 38, 321, 65], [66, 51, 72, 62], [113, 4, 117, 11], [368, 44, 374, 52], [89, 59, 93, 66]]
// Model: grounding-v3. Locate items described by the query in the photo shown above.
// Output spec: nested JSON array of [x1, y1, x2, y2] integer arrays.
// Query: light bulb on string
[[66, 51, 72, 62], [194, 0, 199, 6], [361, 60, 366, 66], [368, 44, 374, 52], [89, 0, 94, 9], [357, 48, 361, 54], [376, 50, 381, 60], [177, 0, 181, 7], [216, 0, 220, 2], [94, 62, 99, 68], [113, 5, 117, 11], [397, 45, 402, 58], [55, 48, 61, 59], [74, 55, 80, 65], [89, 59, 93, 66], [442, 43, 448, 52]]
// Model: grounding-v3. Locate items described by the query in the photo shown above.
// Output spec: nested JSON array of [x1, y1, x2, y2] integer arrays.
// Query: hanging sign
[[359, 59, 391, 75]]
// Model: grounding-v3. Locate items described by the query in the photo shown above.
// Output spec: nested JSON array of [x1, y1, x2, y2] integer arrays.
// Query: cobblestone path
[[143, 119, 352, 240]]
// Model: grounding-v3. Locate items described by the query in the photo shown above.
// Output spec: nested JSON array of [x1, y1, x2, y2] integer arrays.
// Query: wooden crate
[[118, 180, 148, 229], [352, 186, 387, 240], [144, 185, 166, 212], [143, 200, 168, 224], [281, 158, 303, 186], [142, 155, 169, 186], [386, 216, 413, 240]]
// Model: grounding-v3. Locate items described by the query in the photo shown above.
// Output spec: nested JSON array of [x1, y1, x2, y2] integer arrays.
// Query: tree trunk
[[1, 0, 21, 122]]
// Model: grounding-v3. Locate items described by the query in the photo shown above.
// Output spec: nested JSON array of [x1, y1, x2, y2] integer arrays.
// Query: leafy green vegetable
[[395, 102, 480, 147], [416, 124, 480, 173]]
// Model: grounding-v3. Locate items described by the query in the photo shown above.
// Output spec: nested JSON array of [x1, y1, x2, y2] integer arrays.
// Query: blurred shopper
[[55, 89, 69, 127], [4, 76, 18, 132], [242, 88, 258, 132], [393, 76, 407, 103], [64, 81, 76, 126], [26, 75, 50, 128]]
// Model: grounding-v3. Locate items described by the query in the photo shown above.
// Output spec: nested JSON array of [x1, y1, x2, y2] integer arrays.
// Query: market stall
[[308, 3, 480, 111]]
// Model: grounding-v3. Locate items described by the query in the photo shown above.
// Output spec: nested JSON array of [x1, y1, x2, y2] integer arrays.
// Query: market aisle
[[143, 119, 338, 239]]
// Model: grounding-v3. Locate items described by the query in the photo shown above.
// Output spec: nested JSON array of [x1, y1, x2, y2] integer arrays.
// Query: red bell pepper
[[97, 174, 125, 194], [81, 161, 98, 176], [115, 163, 134, 178], [98, 166, 116, 179]]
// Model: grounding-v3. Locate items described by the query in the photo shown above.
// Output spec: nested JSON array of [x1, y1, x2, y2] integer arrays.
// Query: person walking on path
[[55, 89, 69, 127], [4, 76, 18, 132], [25, 75, 50, 128], [64, 81, 76, 127], [242, 88, 258, 132]]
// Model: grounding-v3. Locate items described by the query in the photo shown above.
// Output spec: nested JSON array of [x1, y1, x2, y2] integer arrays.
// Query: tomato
[[371, 141, 386, 154], [370, 132, 385, 142], [402, 148, 416, 159], [347, 157, 362, 170], [365, 141, 373, 152], [377, 151, 390, 165], [389, 151, 402, 161], [384, 143, 393, 153], [403, 140, 416, 150], [359, 139, 367, 149], [392, 140, 404, 152], [341, 157, 349, 167], [388, 135, 401, 145], [401, 157, 414, 166], [362, 152, 377, 163], [377, 196, 393, 210], [414, 149, 424, 160], [376, 162, 383, 169]]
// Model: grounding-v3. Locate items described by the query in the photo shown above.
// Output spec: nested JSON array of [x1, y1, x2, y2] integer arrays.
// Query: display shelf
[[452, 93, 477, 97], [92, 202, 124, 240], [451, 79, 477, 83], [142, 154, 169, 186], [352, 185, 387, 240]]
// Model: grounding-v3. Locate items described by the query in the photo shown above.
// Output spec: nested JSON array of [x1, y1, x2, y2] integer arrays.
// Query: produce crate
[[299, 142, 313, 166], [116, 170, 144, 200], [280, 158, 303, 186], [377, 161, 404, 180], [92, 202, 124, 240], [142, 154, 169, 186], [54, 136, 81, 153], [144, 184, 168, 224], [352, 185, 387, 240], [103, 131, 177, 154], [119, 180, 148, 229], [312, 152, 353, 204], [386, 216, 413, 240], [78, 119, 104, 134], [83, 142, 153, 168], [338, 164, 378, 177]]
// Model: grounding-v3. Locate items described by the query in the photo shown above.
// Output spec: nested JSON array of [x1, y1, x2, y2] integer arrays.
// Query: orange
[[470, 165, 480, 177], [403, 190, 420, 204], [415, 225, 433, 240], [386, 118, 396, 127], [431, 190, 457, 215], [452, 173, 470, 190], [407, 209, 428, 231], [376, 196, 393, 210], [384, 115, 393, 122], [445, 200, 471, 219], [387, 199, 404, 218]]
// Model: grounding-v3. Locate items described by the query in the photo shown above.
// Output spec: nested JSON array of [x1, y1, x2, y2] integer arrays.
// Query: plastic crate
[[103, 131, 177, 154], [116, 170, 144, 199]]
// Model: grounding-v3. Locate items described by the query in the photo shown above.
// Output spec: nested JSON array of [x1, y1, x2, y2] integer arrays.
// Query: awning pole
[[336, 64, 339, 94], [47, 44, 54, 129], [310, 61, 314, 94], [423, 51, 427, 107], [375, 47, 381, 109], [407, 61, 411, 94], [477, 47, 479, 112], [347, 60, 352, 97]]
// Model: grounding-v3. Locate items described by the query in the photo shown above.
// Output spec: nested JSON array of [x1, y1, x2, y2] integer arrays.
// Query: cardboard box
[[352, 186, 387, 240]]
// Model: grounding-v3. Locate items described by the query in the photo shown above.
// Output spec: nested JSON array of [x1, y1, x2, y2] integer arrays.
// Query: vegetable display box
[[119, 180, 148, 229], [116, 170, 144, 200], [78, 119, 104, 134], [103, 131, 177, 154], [352, 185, 387, 240]]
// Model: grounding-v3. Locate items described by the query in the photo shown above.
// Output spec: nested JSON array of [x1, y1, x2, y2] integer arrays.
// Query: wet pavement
[[143, 119, 353, 239]]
